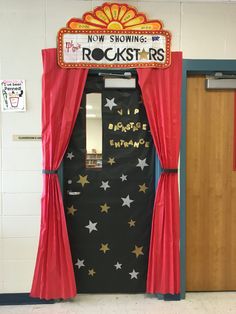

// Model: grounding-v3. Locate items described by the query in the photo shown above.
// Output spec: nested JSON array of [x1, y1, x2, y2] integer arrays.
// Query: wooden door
[[186, 76, 236, 291]]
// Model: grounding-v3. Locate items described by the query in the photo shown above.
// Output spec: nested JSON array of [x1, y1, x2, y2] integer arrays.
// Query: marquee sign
[[57, 3, 171, 69]]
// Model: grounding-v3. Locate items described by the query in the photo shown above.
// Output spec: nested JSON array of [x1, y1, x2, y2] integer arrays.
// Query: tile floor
[[0, 292, 236, 314]]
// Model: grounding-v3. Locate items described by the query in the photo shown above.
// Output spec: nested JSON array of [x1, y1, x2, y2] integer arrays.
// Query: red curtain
[[137, 52, 182, 295], [30, 48, 88, 299]]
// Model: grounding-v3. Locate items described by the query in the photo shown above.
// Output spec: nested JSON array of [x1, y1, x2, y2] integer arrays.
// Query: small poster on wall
[[0, 80, 26, 112]]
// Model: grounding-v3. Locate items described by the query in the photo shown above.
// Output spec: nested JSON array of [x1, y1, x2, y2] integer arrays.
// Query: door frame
[[180, 59, 236, 299]]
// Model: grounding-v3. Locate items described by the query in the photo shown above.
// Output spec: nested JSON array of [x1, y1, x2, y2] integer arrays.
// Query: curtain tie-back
[[162, 168, 178, 173], [42, 169, 58, 174]]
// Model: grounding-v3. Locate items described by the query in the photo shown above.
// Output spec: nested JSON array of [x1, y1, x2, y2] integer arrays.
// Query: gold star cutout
[[77, 175, 89, 187], [139, 183, 148, 193], [107, 157, 115, 165], [128, 219, 136, 227], [67, 205, 77, 215], [100, 243, 110, 254], [132, 245, 144, 258], [100, 203, 110, 213], [138, 48, 149, 60], [88, 269, 96, 276]]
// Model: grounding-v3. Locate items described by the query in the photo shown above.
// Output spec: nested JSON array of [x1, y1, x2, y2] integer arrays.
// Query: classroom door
[[186, 76, 236, 291], [63, 73, 155, 293]]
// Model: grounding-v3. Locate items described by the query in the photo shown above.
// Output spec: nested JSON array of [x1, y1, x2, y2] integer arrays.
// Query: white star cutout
[[100, 181, 110, 191], [120, 174, 127, 182], [121, 195, 134, 208], [129, 269, 139, 279], [85, 220, 98, 233], [104, 98, 118, 111], [136, 158, 149, 171], [67, 152, 75, 160], [114, 262, 122, 270], [75, 258, 85, 269]]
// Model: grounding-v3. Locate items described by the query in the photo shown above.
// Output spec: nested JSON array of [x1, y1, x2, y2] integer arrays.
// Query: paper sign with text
[[57, 3, 171, 69], [58, 30, 171, 69], [0, 80, 26, 112]]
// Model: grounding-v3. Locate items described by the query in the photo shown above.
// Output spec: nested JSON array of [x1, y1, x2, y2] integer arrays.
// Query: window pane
[[86, 93, 102, 169]]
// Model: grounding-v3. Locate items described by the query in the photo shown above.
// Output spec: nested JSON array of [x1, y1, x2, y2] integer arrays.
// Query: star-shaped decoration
[[114, 262, 122, 270], [77, 175, 89, 187], [120, 174, 127, 182], [138, 48, 149, 60], [67, 152, 75, 160], [121, 195, 134, 208], [100, 181, 110, 191], [104, 98, 118, 111], [139, 183, 148, 193], [100, 243, 110, 254], [132, 245, 144, 258], [107, 157, 116, 166], [128, 219, 136, 227], [136, 158, 149, 171], [67, 179, 72, 184], [75, 258, 85, 269], [85, 220, 98, 233], [88, 269, 96, 276], [67, 205, 77, 215], [129, 269, 139, 279], [100, 203, 110, 213]]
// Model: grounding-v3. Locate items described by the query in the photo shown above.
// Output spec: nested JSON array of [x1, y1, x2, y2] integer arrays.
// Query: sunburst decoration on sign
[[67, 2, 163, 31]]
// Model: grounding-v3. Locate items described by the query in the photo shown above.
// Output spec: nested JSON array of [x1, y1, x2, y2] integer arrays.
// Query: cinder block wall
[[0, 0, 236, 293]]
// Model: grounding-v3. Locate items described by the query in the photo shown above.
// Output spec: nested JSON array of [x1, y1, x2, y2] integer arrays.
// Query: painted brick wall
[[0, 0, 236, 293]]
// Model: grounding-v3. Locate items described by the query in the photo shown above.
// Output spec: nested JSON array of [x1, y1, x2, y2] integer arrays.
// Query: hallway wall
[[0, 0, 236, 293]]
